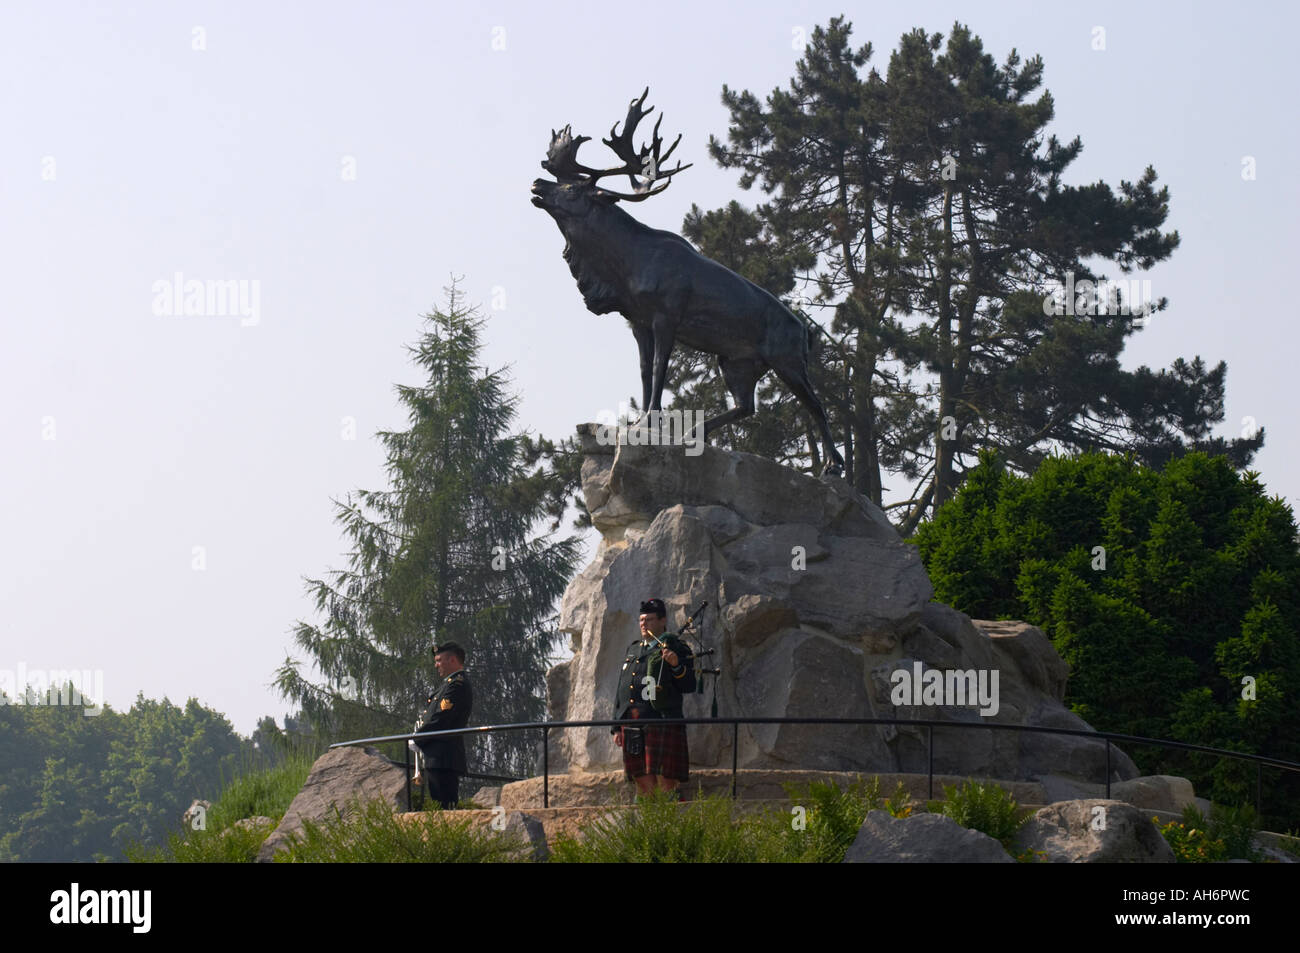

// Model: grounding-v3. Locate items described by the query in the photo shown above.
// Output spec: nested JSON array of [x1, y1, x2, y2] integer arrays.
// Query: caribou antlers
[[542, 88, 692, 201]]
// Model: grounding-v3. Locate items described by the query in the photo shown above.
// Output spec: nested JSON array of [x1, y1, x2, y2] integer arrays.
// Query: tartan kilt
[[622, 709, 689, 781]]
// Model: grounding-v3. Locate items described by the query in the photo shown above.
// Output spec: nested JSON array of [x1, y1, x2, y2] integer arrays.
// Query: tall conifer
[[276, 283, 580, 779]]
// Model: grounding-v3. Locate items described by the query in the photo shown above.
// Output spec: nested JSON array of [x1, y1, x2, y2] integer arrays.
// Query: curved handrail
[[335, 716, 1300, 814]]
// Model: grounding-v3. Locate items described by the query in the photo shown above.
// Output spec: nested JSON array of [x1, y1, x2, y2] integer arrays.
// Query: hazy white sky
[[3, 0, 1295, 737]]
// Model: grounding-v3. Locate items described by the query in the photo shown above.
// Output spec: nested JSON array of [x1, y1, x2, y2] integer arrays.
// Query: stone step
[[478, 768, 1199, 814]]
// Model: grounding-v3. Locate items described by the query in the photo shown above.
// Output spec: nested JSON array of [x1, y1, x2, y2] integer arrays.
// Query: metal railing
[[332, 716, 1300, 818]]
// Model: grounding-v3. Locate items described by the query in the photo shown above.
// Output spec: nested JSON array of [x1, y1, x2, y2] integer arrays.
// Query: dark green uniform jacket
[[613, 635, 696, 726], [414, 669, 472, 773]]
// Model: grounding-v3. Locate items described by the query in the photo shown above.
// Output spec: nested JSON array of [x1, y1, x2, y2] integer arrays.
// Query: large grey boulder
[[1014, 799, 1176, 863], [844, 810, 1015, 863], [256, 746, 408, 862], [550, 425, 1141, 789]]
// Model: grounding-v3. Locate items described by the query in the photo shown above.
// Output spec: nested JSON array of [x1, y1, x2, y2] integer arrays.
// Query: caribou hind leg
[[701, 357, 764, 438], [770, 361, 845, 477]]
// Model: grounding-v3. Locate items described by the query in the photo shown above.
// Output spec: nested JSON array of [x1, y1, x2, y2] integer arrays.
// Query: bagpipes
[[647, 601, 722, 716], [683, 601, 722, 717]]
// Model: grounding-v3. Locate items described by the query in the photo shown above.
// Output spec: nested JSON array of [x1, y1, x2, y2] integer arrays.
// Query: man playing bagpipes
[[611, 598, 697, 795]]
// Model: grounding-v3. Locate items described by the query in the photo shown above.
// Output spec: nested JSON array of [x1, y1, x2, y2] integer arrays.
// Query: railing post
[[543, 726, 550, 810], [1257, 762, 1262, 821], [927, 725, 933, 801], [731, 722, 739, 799], [404, 741, 412, 813], [1105, 740, 1111, 799]]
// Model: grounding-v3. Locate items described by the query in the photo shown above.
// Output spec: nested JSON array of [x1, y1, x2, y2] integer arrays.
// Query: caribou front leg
[[649, 314, 675, 413], [631, 324, 654, 424]]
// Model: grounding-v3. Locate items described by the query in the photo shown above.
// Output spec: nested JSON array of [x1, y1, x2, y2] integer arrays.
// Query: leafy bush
[[769, 777, 882, 863], [885, 780, 916, 818], [938, 779, 1028, 849], [913, 451, 1300, 828], [1159, 803, 1260, 862], [1157, 817, 1228, 863], [1205, 803, 1261, 861], [1277, 830, 1300, 860], [1014, 847, 1049, 863], [278, 798, 530, 863]]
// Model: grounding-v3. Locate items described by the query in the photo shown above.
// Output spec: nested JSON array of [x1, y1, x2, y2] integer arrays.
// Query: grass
[[134, 761, 1213, 864], [125, 750, 316, 863], [276, 798, 533, 863], [550, 777, 916, 863], [550, 789, 761, 862]]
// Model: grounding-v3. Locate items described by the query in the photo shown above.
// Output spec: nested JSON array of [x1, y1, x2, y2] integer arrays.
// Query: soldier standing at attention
[[612, 598, 695, 795], [413, 641, 473, 809]]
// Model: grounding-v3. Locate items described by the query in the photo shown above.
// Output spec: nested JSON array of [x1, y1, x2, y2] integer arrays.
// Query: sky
[[2, 0, 1296, 738]]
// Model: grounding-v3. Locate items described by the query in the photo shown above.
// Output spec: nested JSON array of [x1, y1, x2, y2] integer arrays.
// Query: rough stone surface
[[498, 768, 1047, 810], [1014, 799, 1177, 863], [502, 811, 550, 861], [844, 810, 1016, 863], [549, 426, 1143, 788], [1257, 844, 1299, 863], [1110, 775, 1198, 814], [1034, 773, 1104, 804], [547, 659, 572, 715], [256, 746, 407, 862]]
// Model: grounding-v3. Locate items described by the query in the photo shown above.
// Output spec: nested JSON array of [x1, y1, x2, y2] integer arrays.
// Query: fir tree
[[275, 283, 580, 779]]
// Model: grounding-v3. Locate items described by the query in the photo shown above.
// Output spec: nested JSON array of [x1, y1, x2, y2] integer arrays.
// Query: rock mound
[[550, 426, 1139, 788], [256, 746, 407, 862], [844, 810, 1016, 863], [1014, 799, 1176, 863]]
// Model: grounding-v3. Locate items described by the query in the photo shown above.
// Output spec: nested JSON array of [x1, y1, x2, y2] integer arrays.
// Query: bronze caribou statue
[[531, 89, 844, 476]]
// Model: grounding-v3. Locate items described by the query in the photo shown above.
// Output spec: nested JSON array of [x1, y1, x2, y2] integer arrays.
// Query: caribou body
[[531, 89, 844, 475]]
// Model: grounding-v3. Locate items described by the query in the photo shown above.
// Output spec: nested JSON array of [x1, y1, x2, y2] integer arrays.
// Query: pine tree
[[275, 283, 581, 779], [686, 18, 1261, 528]]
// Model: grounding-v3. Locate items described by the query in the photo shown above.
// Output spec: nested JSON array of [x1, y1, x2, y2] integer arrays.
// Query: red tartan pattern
[[621, 709, 690, 781]]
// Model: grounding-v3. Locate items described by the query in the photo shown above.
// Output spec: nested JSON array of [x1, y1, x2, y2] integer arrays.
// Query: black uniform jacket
[[414, 669, 472, 773], [613, 635, 696, 729]]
